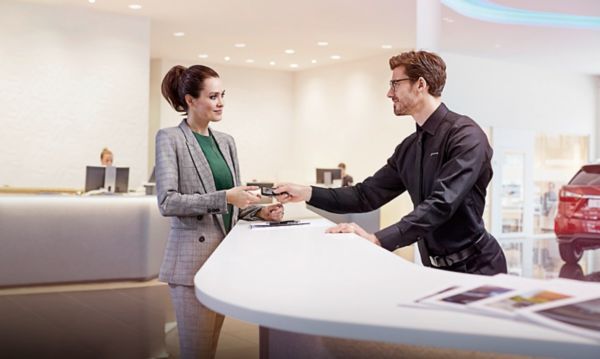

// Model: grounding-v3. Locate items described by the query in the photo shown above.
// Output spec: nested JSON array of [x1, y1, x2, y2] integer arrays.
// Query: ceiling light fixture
[[269, 61, 276, 66], [224, 56, 231, 61], [381, 44, 392, 49], [311, 59, 317, 64], [234, 43, 246, 48], [197, 54, 208, 59], [317, 41, 328, 46], [284, 49, 295, 54], [173, 32, 185, 37], [128, 4, 142, 10], [88, 0, 96, 3], [290, 64, 299, 68], [245, 59, 255, 63], [330, 55, 341, 60]]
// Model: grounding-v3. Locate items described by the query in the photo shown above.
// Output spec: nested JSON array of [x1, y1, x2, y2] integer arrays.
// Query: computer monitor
[[85, 166, 106, 192], [85, 166, 130, 193], [316, 168, 342, 186], [114, 167, 129, 193]]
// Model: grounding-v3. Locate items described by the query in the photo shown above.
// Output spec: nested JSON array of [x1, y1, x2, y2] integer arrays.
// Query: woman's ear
[[185, 94, 195, 107]]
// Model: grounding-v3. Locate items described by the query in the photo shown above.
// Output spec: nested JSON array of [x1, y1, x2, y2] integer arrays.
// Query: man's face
[[387, 67, 419, 116]]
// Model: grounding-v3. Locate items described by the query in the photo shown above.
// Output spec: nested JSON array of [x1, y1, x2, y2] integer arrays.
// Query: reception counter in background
[[0, 195, 169, 287]]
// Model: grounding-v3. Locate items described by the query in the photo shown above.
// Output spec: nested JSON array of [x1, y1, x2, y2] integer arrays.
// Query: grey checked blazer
[[155, 119, 261, 286]]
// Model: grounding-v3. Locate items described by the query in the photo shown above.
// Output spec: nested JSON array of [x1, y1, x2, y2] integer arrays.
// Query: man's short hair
[[389, 50, 446, 97]]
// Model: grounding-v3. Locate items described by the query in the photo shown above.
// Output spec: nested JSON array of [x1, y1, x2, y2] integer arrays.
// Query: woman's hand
[[258, 203, 284, 222], [325, 222, 381, 246], [226, 186, 261, 209]]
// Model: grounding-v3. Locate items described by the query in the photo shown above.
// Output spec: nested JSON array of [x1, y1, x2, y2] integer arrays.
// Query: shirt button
[[198, 236, 205, 243]]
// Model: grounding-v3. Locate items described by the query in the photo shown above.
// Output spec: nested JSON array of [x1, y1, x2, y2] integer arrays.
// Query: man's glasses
[[389, 78, 411, 91]]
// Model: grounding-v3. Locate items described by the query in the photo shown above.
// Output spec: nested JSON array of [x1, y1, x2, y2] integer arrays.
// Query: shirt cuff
[[375, 224, 402, 251]]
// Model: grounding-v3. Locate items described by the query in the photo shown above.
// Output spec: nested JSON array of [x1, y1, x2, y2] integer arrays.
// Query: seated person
[[338, 162, 353, 187], [100, 148, 113, 166]]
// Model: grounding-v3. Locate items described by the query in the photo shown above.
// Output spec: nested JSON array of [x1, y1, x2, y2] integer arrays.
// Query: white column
[[416, 0, 442, 51], [413, 0, 442, 264]]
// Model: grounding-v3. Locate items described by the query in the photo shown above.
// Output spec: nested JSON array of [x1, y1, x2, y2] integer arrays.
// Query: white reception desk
[[0, 195, 169, 287], [195, 218, 600, 358]]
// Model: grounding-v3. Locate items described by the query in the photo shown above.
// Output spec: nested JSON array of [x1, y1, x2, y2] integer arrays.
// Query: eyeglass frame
[[389, 78, 412, 91]]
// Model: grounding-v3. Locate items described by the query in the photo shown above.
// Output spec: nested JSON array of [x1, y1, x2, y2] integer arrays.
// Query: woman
[[156, 64, 283, 359], [100, 147, 113, 166]]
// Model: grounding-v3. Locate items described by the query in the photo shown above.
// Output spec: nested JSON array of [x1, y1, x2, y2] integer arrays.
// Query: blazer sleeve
[[155, 129, 228, 217]]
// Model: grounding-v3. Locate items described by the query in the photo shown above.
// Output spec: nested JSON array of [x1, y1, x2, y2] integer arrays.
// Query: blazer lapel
[[211, 129, 241, 226], [178, 120, 216, 194], [211, 130, 238, 186]]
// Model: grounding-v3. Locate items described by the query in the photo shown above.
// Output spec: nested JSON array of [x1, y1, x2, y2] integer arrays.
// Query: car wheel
[[558, 243, 583, 264], [559, 263, 584, 280]]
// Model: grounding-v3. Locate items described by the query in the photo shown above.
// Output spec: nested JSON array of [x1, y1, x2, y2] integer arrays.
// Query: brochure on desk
[[412, 274, 600, 341]]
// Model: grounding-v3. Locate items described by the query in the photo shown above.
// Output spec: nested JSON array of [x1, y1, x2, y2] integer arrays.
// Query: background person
[[100, 147, 113, 166], [156, 64, 283, 359], [338, 162, 354, 187]]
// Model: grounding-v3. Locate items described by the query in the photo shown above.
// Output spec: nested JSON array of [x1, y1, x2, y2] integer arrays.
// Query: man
[[276, 50, 507, 275], [338, 162, 354, 187]]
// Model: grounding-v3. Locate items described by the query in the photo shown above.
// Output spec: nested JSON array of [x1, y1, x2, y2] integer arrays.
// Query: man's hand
[[258, 203, 284, 222], [325, 222, 381, 246], [273, 183, 312, 203], [226, 186, 261, 209]]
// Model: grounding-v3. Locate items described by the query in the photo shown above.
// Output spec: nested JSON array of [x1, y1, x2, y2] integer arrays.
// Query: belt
[[429, 233, 486, 268]]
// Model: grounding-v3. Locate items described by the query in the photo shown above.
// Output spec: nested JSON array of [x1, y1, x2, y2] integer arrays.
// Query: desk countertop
[[195, 218, 600, 358]]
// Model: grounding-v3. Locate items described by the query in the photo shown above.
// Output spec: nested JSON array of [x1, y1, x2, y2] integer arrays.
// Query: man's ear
[[417, 77, 428, 93], [185, 94, 195, 107]]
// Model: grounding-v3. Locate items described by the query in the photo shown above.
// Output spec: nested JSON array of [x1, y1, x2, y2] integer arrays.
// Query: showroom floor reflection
[[500, 236, 600, 282], [1, 236, 598, 359]]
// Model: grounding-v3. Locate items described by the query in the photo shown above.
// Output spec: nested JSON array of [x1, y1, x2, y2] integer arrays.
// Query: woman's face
[[101, 153, 113, 166], [187, 77, 225, 123]]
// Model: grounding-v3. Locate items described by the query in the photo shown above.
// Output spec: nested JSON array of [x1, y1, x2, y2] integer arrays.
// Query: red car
[[554, 164, 600, 263]]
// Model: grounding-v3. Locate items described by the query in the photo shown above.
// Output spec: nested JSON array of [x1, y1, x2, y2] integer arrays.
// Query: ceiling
[[26, 0, 600, 74]]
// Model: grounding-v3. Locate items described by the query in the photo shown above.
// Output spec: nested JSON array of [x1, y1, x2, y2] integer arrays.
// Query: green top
[[193, 131, 234, 233]]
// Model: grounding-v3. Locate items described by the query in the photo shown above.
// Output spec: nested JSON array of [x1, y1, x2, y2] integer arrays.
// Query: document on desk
[[250, 220, 310, 229]]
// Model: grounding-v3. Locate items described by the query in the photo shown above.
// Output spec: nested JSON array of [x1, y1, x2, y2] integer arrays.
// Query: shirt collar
[[417, 102, 448, 136]]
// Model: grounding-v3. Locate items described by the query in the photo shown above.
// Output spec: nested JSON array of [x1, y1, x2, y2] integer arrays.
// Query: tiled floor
[[1, 238, 598, 359]]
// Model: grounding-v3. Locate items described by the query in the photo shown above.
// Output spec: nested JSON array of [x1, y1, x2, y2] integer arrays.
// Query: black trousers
[[438, 232, 508, 275]]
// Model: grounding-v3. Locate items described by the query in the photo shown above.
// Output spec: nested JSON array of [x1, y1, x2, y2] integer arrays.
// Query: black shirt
[[308, 103, 493, 259]]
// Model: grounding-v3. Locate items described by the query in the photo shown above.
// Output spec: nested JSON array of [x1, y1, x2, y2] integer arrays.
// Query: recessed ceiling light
[[234, 43, 246, 48], [381, 44, 392, 49], [269, 61, 276, 66], [88, 0, 95, 3], [245, 59, 255, 63], [443, 17, 455, 23], [224, 56, 231, 61], [173, 32, 185, 37], [330, 55, 341, 60], [311, 59, 317, 64], [197, 54, 208, 59], [290, 64, 299, 68], [317, 41, 328, 46], [128, 4, 142, 10], [284, 49, 295, 54]]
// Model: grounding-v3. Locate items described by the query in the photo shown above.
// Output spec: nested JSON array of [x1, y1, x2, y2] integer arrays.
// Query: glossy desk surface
[[195, 218, 600, 358]]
